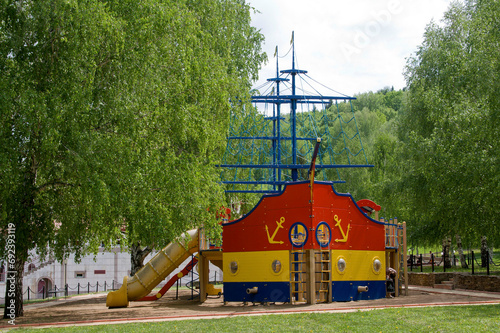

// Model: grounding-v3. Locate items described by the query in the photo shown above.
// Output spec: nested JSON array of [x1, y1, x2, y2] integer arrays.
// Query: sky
[[249, 0, 452, 96]]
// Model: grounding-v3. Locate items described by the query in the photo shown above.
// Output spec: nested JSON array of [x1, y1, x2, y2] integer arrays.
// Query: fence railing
[[407, 251, 499, 275], [0, 280, 122, 305], [0, 268, 223, 305], [384, 221, 403, 248]]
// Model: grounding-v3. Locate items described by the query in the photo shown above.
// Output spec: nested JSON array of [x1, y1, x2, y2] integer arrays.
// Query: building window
[[94, 270, 106, 275], [27, 263, 36, 273], [75, 271, 86, 278]]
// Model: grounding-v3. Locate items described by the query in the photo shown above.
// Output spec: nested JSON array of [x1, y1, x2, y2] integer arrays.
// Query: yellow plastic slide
[[106, 229, 199, 308]]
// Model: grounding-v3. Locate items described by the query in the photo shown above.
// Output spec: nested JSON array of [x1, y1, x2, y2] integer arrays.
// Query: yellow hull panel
[[223, 250, 290, 282], [331, 250, 386, 281]]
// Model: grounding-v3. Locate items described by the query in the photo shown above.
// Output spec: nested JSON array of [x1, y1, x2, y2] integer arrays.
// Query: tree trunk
[[481, 236, 488, 268], [455, 234, 468, 269], [130, 243, 153, 276], [4, 169, 34, 320], [442, 237, 451, 269], [3, 250, 26, 321]]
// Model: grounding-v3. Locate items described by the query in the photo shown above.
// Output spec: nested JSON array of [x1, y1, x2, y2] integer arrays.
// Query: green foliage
[[337, 0, 500, 250], [401, 0, 500, 247], [0, 0, 128, 262], [333, 89, 405, 219], [0, 0, 265, 316]]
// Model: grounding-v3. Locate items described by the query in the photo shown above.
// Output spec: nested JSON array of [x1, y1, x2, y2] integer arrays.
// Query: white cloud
[[249, 0, 452, 95]]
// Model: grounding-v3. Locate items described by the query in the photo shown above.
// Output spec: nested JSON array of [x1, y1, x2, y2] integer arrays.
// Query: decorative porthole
[[229, 260, 239, 275], [372, 257, 382, 275], [271, 259, 282, 275], [336, 256, 346, 275], [315, 222, 331, 248], [289, 222, 308, 247]]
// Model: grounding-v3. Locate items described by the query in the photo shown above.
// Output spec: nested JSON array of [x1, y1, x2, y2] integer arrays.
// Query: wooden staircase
[[23, 259, 55, 277]]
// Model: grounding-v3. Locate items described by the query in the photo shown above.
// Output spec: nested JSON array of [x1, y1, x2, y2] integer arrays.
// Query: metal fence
[[0, 280, 122, 305], [408, 251, 499, 275], [0, 269, 223, 305]]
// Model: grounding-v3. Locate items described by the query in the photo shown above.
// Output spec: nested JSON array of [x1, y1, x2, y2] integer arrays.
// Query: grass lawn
[[13, 304, 500, 333]]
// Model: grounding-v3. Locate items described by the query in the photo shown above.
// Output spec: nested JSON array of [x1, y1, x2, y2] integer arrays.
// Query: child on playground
[[386, 267, 397, 298]]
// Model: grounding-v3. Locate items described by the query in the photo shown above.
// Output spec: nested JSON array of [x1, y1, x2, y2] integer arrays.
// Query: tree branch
[[36, 180, 74, 194]]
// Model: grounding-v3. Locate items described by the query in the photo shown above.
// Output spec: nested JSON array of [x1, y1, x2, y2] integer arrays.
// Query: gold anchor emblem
[[334, 215, 350, 243], [266, 217, 285, 244]]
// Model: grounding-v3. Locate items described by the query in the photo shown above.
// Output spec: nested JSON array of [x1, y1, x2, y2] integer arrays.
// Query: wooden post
[[328, 253, 332, 303], [306, 249, 316, 305], [403, 221, 408, 296], [198, 227, 205, 251], [198, 252, 209, 303], [289, 251, 294, 304], [393, 249, 399, 297], [395, 219, 400, 297], [389, 219, 393, 247], [394, 218, 398, 248]]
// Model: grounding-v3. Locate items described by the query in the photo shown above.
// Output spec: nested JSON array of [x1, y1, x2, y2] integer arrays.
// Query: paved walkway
[[23, 293, 106, 310], [408, 285, 500, 299], [24, 286, 500, 310]]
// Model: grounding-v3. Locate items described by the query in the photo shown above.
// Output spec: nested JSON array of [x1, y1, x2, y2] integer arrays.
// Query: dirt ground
[[3, 287, 500, 328]]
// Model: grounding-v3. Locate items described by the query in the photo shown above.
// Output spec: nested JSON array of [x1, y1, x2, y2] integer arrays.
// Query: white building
[[0, 248, 222, 302]]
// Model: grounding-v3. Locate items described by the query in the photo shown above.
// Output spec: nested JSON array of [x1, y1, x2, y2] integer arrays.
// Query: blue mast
[[219, 32, 372, 194]]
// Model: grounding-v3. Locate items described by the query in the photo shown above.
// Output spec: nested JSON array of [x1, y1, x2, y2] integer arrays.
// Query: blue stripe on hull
[[224, 282, 290, 303], [332, 280, 386, 301]]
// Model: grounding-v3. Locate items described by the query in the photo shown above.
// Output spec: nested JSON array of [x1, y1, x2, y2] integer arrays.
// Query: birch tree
[[0, 0, 265, 318], [401, 0, 499, 248]]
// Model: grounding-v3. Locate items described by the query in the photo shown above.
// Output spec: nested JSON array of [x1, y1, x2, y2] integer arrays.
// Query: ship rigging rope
[[221, 96, 369, 193], [277, 43, 293, 59], [304, 73, 352, 98], [221, 50, 369, 193]]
